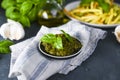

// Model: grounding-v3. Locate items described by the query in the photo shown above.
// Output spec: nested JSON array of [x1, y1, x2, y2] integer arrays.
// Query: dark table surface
[[0, 0, 120, 80]]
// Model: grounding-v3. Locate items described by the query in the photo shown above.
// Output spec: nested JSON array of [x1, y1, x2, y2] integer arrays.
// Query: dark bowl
[[38, 37, 82, 59]]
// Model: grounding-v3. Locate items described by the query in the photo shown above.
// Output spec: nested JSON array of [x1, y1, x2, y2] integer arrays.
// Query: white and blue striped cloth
[[8, 21, 107, 80]]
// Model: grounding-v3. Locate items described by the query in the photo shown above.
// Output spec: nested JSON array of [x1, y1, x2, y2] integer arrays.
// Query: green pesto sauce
[[41, 34, 82, 56]]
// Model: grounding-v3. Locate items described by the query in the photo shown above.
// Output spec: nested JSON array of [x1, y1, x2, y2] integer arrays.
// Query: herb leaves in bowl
[[38, 30, 82, 59]]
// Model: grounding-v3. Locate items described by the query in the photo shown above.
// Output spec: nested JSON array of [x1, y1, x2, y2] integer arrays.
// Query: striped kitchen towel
[[8, 21, 107, 80]]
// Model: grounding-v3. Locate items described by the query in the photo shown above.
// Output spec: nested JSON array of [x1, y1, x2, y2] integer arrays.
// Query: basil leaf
[[6, 7, 20, 20], [1, 0, 16, 9], [100, 3, 110, 12], [0, 40, 14, 54], [54, 36, 63, 50], [61, 30, 73, 42], [41, 34, 63, 50], [6, 7, 15, 18], [0, 47, 11, 54], [28, 5, 38, 22], [41, 34, 56, 44], [0, 40, 14, 47], [20, 15, 30, 27], [20, 1, 33, 15]]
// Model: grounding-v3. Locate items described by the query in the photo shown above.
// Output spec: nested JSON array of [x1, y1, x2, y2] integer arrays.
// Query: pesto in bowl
[[38, 30, 82, 59]]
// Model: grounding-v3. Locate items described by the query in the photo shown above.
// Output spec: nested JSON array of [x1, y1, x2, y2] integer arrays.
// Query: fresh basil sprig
[[41, 34, 63, 50], [1, 0, 16, 9], [20, 1, 33, 15], [0, 40, 14, 54], [61, 30, 73, 42], [6, 7, 20, 21], [41, 34, 56, 44], [41, 30, 73, 50]]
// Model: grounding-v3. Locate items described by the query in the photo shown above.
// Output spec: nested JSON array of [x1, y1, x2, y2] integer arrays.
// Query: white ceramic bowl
[[64, 1, 120, 28]]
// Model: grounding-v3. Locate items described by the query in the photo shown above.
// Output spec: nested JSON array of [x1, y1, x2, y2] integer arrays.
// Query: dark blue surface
[[0, 0, 120, 80]]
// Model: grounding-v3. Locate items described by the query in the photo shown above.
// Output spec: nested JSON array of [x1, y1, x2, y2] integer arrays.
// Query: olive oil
[[38, 0, 69, 27]]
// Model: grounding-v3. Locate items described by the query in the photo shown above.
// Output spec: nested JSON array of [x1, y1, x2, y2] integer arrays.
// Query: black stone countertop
[[0, 0, 120, 80]]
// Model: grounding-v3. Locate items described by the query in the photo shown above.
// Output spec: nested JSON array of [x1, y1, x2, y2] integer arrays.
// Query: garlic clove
[[114, 25, 120, 43], [7, 19, 25, 40], [0, 23, 10, 39], [9, 24, 17, 40], [11, 23, 25, 40], [0, 19, 25, 40]]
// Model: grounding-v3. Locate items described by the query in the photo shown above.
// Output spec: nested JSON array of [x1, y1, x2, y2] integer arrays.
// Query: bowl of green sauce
[[38, 30, 83, 59]]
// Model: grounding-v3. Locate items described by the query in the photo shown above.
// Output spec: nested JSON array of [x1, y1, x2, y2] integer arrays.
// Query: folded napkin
[[8, 21, 107, 80]]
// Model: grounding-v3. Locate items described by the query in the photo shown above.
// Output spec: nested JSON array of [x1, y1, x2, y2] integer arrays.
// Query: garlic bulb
[[0, 19, 25, 40], [114, 25, 120, 43]]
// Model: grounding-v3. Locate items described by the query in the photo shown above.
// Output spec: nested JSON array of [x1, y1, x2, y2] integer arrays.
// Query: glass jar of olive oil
[[38, 0, 69, 27]]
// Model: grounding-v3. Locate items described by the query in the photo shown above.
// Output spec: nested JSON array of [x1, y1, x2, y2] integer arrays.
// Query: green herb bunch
[[80, 0, 112, 12], [1, 0, 47, 27], [1, 0, 65, 28]]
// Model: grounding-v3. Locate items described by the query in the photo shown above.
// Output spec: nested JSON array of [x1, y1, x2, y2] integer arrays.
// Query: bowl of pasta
[[64, 0, 120, 28]]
